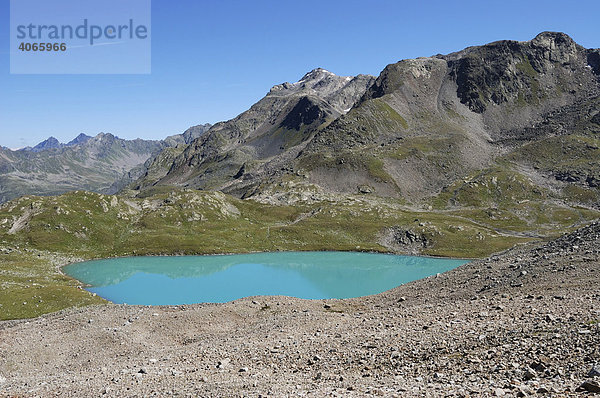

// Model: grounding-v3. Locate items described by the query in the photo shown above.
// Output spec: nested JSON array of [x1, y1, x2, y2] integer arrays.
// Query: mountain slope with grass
[[137, 32, 600, 217]]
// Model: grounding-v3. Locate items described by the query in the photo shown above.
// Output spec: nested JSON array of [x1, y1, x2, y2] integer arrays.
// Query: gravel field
[[1, 223, 599, 397]]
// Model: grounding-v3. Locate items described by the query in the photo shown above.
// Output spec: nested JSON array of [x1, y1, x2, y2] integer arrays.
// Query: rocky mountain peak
[[529, 31, 579, 64], [27, 133, 96, 152], [265, 68, 374, 116], [435, 31, 597, 113], [182, 124, 212, 143], [531, 31, 576, 49], [66, 133, 92, 146], [94, 132, 117, 142], [299, 67, 336, 82], [31, 136, 61, 152], [268, 68, 363, 96]]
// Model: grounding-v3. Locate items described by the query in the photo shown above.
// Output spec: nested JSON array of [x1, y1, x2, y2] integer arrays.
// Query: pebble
[[588, 364, 600, 377], [523, 369, 536, 380], [217, 358, 231, 369], [577, 380, 600, 393]]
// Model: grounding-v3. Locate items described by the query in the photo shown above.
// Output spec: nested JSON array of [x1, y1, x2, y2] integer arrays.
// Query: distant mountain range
[[0, 124, 211, 203]]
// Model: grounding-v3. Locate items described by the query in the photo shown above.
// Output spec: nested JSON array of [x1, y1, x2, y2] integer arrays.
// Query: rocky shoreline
[[1, 223, 599, 397]]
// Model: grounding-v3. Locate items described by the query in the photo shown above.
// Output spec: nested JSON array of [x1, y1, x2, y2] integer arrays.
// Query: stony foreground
[[1, 224, 599, 397]]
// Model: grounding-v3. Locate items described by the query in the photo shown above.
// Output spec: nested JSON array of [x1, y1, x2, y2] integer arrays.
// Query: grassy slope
[[0, 250, 105, 320]]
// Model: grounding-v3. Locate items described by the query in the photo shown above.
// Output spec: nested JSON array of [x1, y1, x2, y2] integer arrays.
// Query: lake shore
[[1, 223, 599, 397]]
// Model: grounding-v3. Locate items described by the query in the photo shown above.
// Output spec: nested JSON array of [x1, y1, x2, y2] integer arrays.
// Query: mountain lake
[[63, 252, 468, 305]]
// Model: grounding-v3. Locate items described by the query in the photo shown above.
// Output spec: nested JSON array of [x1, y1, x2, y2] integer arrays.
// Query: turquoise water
[[63, 252, 467, 305]]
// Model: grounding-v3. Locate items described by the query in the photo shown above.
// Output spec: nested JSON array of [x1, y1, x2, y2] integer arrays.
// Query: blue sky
[[0, 0, 599, 149]]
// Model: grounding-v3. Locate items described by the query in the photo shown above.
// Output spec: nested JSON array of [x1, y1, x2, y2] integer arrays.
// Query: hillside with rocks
[[129, 69, 375, 194]]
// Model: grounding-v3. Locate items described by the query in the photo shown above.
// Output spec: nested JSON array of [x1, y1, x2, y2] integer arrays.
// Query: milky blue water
[[63, 252, 467, 305]]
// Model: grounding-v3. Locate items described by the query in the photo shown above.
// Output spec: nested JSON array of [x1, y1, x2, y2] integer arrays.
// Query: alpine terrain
[[0, 31, 599, 396]]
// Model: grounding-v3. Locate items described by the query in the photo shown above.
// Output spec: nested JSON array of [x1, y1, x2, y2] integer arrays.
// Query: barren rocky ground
[[1, 223, 599, 397]]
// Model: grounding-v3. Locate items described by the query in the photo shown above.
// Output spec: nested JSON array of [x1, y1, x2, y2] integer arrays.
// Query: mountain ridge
[[17, 133, 93, 152], [133, 32, 598, 211], [2, 32, 599, 243]]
